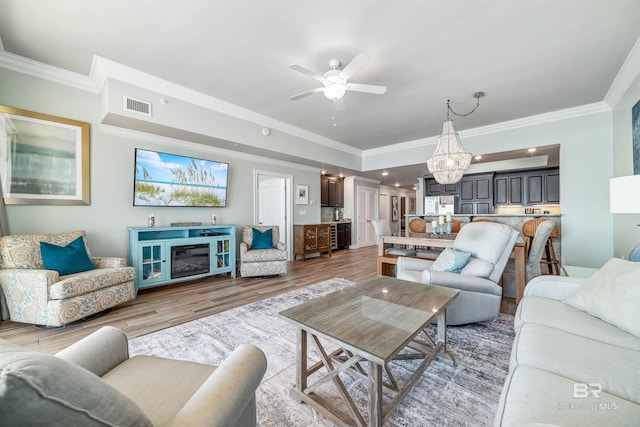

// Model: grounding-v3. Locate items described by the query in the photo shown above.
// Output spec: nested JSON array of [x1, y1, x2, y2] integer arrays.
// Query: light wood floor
[[0, 245, 517, 354]]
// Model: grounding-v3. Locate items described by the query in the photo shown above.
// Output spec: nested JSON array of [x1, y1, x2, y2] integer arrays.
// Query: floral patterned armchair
[[240, 225, 288, 277], [0, 231, 136, 327]]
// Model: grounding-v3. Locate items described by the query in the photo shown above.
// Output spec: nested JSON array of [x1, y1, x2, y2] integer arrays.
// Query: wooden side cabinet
[[294, 224, 332, 261]]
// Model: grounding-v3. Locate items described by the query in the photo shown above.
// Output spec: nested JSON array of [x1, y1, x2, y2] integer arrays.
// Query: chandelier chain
[[446, 94, 482, 120]]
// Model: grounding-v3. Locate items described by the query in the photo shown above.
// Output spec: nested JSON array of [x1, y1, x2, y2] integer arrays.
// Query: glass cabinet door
[[140, 243, 165, 283]]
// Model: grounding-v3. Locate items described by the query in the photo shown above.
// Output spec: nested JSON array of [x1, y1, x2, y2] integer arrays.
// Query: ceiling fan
[[288, 53, 387, 111]]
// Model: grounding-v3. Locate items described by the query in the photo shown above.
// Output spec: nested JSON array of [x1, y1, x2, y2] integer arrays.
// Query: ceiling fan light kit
[[427, 92, 483, 185], [289, 53, 387, 110]]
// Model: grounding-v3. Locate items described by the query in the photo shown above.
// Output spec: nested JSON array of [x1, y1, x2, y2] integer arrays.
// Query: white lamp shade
[[610, 175, 640, 213]]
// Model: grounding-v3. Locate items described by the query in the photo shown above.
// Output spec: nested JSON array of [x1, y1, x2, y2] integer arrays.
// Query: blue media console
[[127, 224, 236, 291]]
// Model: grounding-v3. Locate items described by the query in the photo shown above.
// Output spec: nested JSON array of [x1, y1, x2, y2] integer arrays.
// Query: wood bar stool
[[522, 218, 560, 275]]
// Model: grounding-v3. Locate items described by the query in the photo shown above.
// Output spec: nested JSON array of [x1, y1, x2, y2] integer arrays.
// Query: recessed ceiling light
[[382, 171, 389, 176], [395, 183, 400, 187], [338, 173, 344, 178], [527, 148, 537, 153], [475, 155, 483, 160], [320, 169, 326, 175]]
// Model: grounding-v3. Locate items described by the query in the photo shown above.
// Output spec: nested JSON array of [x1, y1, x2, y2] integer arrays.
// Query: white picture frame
[[295, 184, 309, 205]]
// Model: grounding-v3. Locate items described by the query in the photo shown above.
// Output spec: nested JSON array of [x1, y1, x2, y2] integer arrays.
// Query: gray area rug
[[129, 278, 515, 426]]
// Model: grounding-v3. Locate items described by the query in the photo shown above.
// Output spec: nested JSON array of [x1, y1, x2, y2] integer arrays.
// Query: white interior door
[[254, 170, 292, 260], [357, 186, 378, 247]]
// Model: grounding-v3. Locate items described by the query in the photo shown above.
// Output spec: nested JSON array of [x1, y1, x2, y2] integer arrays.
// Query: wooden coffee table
[[278, 276, 459, 427]]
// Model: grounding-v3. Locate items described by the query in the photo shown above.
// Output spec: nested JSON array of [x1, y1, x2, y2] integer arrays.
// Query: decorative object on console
[[426, 92, 484, 185], [133, 148, 229, 207], [610, 175, 640, 261], [0, 105, 90, 206], [169, 221, 202, 226]]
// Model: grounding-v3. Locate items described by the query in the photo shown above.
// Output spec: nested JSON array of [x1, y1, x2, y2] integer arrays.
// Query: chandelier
[[426, 92, 484, 184]]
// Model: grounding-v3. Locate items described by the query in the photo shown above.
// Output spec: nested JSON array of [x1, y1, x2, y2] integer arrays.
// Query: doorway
[[357, 186, 378, 247], [254, 170, 293, 260]]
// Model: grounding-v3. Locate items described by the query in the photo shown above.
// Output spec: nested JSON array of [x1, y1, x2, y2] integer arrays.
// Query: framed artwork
[[0, 105, 90, 205], [295, 184, 309, 205], [633, 99, 640, 175], [392, 196, 399, 221]]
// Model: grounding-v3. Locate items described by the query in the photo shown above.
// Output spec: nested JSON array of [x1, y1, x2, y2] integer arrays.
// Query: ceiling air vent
[[124, 96, 152, 116]]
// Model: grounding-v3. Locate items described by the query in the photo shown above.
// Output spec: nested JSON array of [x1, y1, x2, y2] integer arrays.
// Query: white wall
[[0, 68, 321, 257], [365, 108, 614, 268], [611, 72, 640, 258]]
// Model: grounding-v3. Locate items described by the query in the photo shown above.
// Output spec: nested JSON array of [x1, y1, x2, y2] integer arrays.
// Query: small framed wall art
[[295, 184, 309, 205]]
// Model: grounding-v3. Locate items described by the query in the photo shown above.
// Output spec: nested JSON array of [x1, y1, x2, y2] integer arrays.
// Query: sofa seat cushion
[[495, 365, 640, 427], [242, 248, 287, 262], [510, 323, 640, 403], [49, 267, 136, 300], [514, 296, 640, 351], [0, 340, 152, 426], [102, 355, 216, 426]]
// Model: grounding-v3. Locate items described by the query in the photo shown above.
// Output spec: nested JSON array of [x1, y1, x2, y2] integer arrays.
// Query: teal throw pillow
[[431, 248, 471, 273], [40, 236, 95, 276], [251, 228, 274, 249]]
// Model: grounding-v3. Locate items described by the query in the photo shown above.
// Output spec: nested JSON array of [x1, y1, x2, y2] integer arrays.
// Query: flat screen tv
[[133, 148, 229, 207]]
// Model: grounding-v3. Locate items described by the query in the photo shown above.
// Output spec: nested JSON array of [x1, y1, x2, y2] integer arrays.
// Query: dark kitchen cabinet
[[458, 173, 494, 214], [321, 176, 344, 207], [495, 169, 558, 206], [320, 177, 329, 206], [336, 222, 351, 249], [425, 180, 459, 196], [494, 173, 524, 205], [524, 168, 559, 205]]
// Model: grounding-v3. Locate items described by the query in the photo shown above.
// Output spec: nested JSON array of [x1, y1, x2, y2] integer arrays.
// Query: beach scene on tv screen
[[134, 149, 228, 206]]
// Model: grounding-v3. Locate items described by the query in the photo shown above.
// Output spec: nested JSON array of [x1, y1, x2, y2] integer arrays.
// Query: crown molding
[[91, 56, 361, 157], [100, 124, 321, 174], [604, 34, 640, 108], [0, 51, 98, 93], [363, 102, 610, 158]]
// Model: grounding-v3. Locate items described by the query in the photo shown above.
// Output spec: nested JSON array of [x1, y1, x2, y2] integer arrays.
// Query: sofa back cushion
[[0, 231, 91, 269], [564, 258, 640, 337], [242, 225, 280, 248], [40, 236, 96, 276], [0, 338, 152, 426]]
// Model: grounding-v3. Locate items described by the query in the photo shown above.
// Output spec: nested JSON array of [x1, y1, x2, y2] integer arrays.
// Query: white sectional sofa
[[494, 259, 640, 426]]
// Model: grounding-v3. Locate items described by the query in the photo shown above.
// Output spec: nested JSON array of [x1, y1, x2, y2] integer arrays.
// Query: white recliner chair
[[396, 222, 519, 325]]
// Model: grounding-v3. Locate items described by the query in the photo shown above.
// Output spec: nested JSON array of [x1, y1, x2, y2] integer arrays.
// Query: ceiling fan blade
[[288, 64, 325, 83], [334, 97, 345, 111], [339, 53, 368, 80], [346, 83, 387, 95], [289, 87, 324, 100]]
